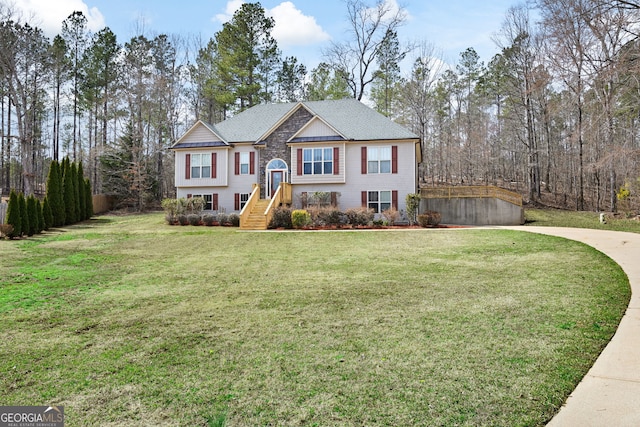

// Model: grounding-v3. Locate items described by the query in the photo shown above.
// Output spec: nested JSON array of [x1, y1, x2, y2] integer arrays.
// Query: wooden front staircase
[[241, 199, 270, 230], [239, 183, 292, 230]]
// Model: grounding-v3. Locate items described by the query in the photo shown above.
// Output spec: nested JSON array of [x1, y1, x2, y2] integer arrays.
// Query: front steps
[[240, 199, 270, 230]]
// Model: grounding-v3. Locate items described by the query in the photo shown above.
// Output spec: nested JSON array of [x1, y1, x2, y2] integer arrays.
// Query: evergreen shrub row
[[4, 159, 93, 239]]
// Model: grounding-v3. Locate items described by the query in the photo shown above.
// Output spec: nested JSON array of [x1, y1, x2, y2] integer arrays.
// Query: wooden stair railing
[[239, 183, 292, 230]]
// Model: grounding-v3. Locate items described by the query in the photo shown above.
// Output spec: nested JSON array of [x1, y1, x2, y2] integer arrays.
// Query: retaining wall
[[421, 197, 524, 226]]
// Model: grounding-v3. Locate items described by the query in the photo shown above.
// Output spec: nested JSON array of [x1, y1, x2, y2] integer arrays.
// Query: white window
[[240, 193, 249, 210], [191, 153, 211, 178], [368, 146, 391, 174], [368, 191, 391, 213], [303, 147, 333, 175], [240, 152, 250, 175]]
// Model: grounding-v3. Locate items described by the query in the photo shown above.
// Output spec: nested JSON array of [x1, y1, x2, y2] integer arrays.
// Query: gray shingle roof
[[213, 99, 418, 143], [214, 102, 295, 143], [302, 99, 418, 141]]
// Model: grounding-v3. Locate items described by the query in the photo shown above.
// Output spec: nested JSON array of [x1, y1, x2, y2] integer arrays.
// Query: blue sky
[[13, 0, 519, 69]]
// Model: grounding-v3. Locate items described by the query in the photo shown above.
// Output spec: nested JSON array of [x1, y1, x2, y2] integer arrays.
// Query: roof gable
[[171, 120, 229, 149], [289, 116, 344, 143]]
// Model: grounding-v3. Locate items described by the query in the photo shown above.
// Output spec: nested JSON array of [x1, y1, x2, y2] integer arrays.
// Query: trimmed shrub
[[217, 212, 229, 225], [187, 214, 201, 226], [36, 199, 45, 234], [77, 162, 86, 221], [381, 207, 400, 226], [291, 209, 311, 229], [84, 178, 93, 219], [345, 207, 374, 227], [0, 224, 13, 239], [268, 207, 292, 229], [309, 207, 346, 227], [43, 196, 53, 230], [418, 211, 441, 227], [18, 193, 28, 237], [62, 158, 76, 225], [46, 160, 64, 227], [26, 195, 37, 236], [177, 214, 189, 226], [6, 190, 21, 238], [228, 213, 240, 227], [202, 214, 217, 226]]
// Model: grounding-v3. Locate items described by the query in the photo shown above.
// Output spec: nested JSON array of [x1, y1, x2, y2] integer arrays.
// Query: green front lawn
[[0, 213, 630, 426]]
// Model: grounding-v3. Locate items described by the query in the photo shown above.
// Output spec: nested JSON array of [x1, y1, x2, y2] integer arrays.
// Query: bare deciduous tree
[[324, 0, 407, 101]]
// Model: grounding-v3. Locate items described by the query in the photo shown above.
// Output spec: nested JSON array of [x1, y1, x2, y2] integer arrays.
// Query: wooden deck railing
[[420, 186, 523, 207]]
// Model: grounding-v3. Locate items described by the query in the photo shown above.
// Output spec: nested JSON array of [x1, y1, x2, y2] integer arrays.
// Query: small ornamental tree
[[6, 189, 22, 238], [18, 192, 28, 237], [43, 196, 53, 230], [405, 193, 421, 225]]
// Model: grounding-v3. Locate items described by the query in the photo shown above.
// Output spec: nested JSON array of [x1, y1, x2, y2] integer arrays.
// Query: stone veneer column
[[258, 107, 313, 198]]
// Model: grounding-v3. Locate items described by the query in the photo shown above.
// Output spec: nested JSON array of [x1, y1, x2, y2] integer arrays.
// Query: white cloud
[[214, 1, 330, 48], [214, 0, 245, 24], [12, 0, 105, 37], [366, 0, 410, 24], [269, 2, 330, 48]]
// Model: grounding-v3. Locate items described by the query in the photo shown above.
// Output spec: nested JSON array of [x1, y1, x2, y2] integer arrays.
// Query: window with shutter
[[300, 147, 334, 175], [366, 146, 392, 174], [364, 190, 393, 213]]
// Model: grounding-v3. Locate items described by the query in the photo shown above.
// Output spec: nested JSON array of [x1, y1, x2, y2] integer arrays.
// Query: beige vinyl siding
[[226, 147, 259, 204], [291, 143, 346, 185], [174, 149, 229, 188], [342, 141, 416, 212], [184, 124, 223, 143], [294, 117, 340, 139]]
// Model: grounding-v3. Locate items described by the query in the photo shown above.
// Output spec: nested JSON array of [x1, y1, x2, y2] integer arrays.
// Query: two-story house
[[171, 98, 421, 229]]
